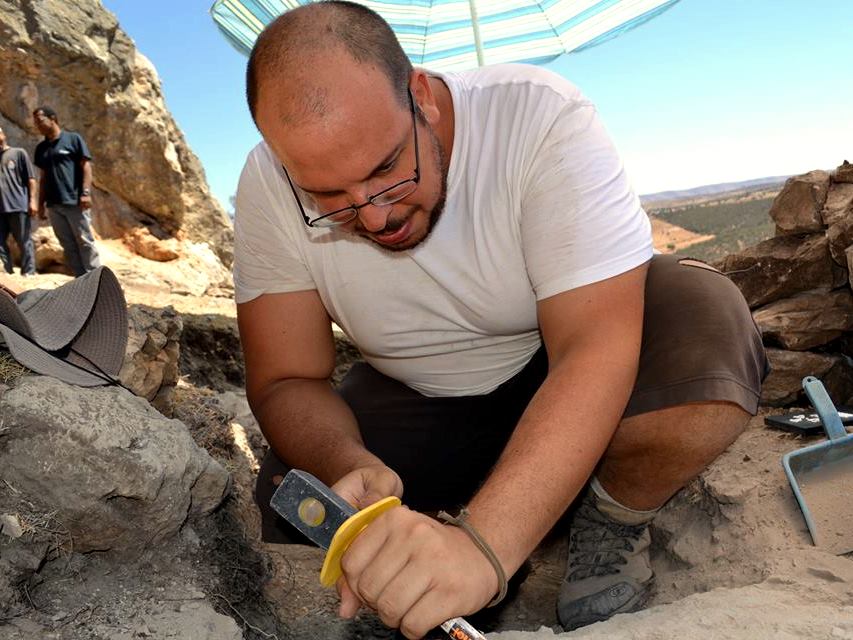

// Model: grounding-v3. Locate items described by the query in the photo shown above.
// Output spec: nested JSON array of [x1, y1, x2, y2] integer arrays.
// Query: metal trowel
[[782, 376, 853, 555], [270, 469, 490, 639]]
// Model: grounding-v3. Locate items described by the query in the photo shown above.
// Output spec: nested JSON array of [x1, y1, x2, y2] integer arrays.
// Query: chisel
[[270, 469, 489, 640]]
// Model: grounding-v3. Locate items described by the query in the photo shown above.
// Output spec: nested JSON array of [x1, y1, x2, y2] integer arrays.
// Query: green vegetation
[[650, 196, 777, 263]]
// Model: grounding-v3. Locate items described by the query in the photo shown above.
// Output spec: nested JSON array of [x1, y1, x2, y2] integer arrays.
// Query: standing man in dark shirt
[[33, 106, 101, 276], [0, 128, 38, 276], [0, 125, 37, 276]]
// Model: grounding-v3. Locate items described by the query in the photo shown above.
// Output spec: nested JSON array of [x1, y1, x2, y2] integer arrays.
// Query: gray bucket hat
[[0, 267, 128, 386]]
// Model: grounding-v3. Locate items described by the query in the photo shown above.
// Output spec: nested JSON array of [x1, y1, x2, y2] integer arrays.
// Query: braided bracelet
[[437, 507, 508, 608]]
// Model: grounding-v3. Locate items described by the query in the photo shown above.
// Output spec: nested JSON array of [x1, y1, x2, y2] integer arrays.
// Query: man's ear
[[410, 69, 440, 125]]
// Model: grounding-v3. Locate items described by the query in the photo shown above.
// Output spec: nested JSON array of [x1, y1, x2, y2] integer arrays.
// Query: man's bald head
[[246, 1, 413, 127]]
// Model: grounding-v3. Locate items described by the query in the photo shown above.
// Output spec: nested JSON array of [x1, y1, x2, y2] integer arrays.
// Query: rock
[[760, 348, 853, 406], [822, 181, 853, 266], [827, 216, 853, 267], [716, 233, 847, 308], [822, 183, 853, 227], [0, 377, 230, 552], [753, 289, 853, 350], [120, 304, 182, 414], [123, 226, 181, 262], [0, 514, 23, 538], [769, 170, 830, 235], [30, 223, 68, 272], [7, 222, 69, 273], [835, 160, 853, 184], [0, 0, 233, 266]]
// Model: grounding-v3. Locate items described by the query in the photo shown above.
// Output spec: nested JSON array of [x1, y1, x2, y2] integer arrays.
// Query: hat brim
[[0, 267, 128, 378], [0, 324, 118, 387]]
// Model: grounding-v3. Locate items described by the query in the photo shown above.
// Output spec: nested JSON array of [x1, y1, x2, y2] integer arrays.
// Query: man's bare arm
[[238, 289, 397, 495], [27, 178, 37, 217], [465, 261, 649, 577], [80, 158, 93, 208]]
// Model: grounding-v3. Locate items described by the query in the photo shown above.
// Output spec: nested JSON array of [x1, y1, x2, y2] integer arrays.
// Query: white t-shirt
[[234, 64, 653, 397]]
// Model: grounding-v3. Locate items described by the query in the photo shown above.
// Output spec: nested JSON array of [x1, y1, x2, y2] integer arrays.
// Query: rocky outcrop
[[718, 161, 853, 406], [0, 0, 233, 266], [120, 304, 182, 414], [0, 376, 230, 553]]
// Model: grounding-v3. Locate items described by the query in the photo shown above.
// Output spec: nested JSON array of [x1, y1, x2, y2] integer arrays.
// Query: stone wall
[[0, 0, 233, 266], [717, 161, 853, 406]]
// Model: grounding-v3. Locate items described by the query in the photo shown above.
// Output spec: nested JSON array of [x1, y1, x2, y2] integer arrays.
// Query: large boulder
[[769, 170, 830, 235], [0, 0, 233, 266], [716, 233, 847, 308], [0, 376, 230, 552], [753, 289, 853, 351]]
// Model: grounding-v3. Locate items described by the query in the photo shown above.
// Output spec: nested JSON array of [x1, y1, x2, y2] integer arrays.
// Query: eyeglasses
[[282, 89, 420, 228]]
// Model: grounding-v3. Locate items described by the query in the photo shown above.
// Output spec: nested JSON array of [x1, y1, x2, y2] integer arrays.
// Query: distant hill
[[641, 176, 790, 206], [641, 175, 790, 263]]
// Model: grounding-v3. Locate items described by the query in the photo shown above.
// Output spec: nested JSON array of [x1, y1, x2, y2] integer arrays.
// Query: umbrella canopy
[[210, 0, 680, 71]]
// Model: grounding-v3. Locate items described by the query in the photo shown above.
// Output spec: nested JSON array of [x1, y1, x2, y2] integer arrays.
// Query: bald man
[[234, 2, 767, 637]]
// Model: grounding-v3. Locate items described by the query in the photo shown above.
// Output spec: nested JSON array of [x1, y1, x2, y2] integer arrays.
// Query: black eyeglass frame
[[282, 88, 420, 228]]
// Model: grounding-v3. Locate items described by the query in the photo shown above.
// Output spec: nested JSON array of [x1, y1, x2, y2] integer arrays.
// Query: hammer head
[[269, 469, 356, 550]]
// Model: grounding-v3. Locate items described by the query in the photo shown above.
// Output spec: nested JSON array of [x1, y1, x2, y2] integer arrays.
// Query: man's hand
[[79, 194, 92, 209], [337, 507, 499, 639], [331, 464, 404, 511], [28, 201, 37, 218]]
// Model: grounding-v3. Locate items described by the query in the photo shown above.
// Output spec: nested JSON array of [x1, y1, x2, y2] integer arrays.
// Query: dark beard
[[357, 120, 449, 253]]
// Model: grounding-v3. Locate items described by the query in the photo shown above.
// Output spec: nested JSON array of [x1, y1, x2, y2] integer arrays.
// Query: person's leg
[[67, 205, 101, 274], [8, 212, 35, 275], [48, 205, 85, 276], [0, 214, 13, 274], [558, 255, 768, 630]]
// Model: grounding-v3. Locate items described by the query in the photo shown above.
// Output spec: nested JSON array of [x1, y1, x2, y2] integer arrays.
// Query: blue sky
[[103, 0, 853, 210]]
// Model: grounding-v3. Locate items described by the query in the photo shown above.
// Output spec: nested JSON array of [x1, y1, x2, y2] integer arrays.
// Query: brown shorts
[[257, 254, 768, 542]]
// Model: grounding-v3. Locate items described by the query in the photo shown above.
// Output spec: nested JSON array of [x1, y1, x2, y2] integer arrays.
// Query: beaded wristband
[[437, 507, 508, 608]]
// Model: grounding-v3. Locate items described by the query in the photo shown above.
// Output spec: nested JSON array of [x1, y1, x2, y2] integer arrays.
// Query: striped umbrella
[[210, 0, 680, 72]]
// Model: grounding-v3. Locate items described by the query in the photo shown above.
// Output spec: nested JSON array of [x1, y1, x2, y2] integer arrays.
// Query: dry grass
[[172, 380, 235, 461], [0, 351, 29, 384], [0, 480, 73, 555]]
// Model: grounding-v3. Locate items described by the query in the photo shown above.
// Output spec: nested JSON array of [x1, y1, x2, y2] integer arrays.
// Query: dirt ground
[[2, 240, 852, 639], [649, 217, 715, 254]]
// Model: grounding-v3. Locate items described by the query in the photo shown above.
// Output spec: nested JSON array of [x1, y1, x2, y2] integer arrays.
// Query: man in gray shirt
[[0, 125, 37, 275]]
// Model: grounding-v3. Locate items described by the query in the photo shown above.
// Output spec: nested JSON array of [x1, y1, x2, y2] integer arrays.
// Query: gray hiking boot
[[557, 490, 654, 630]]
